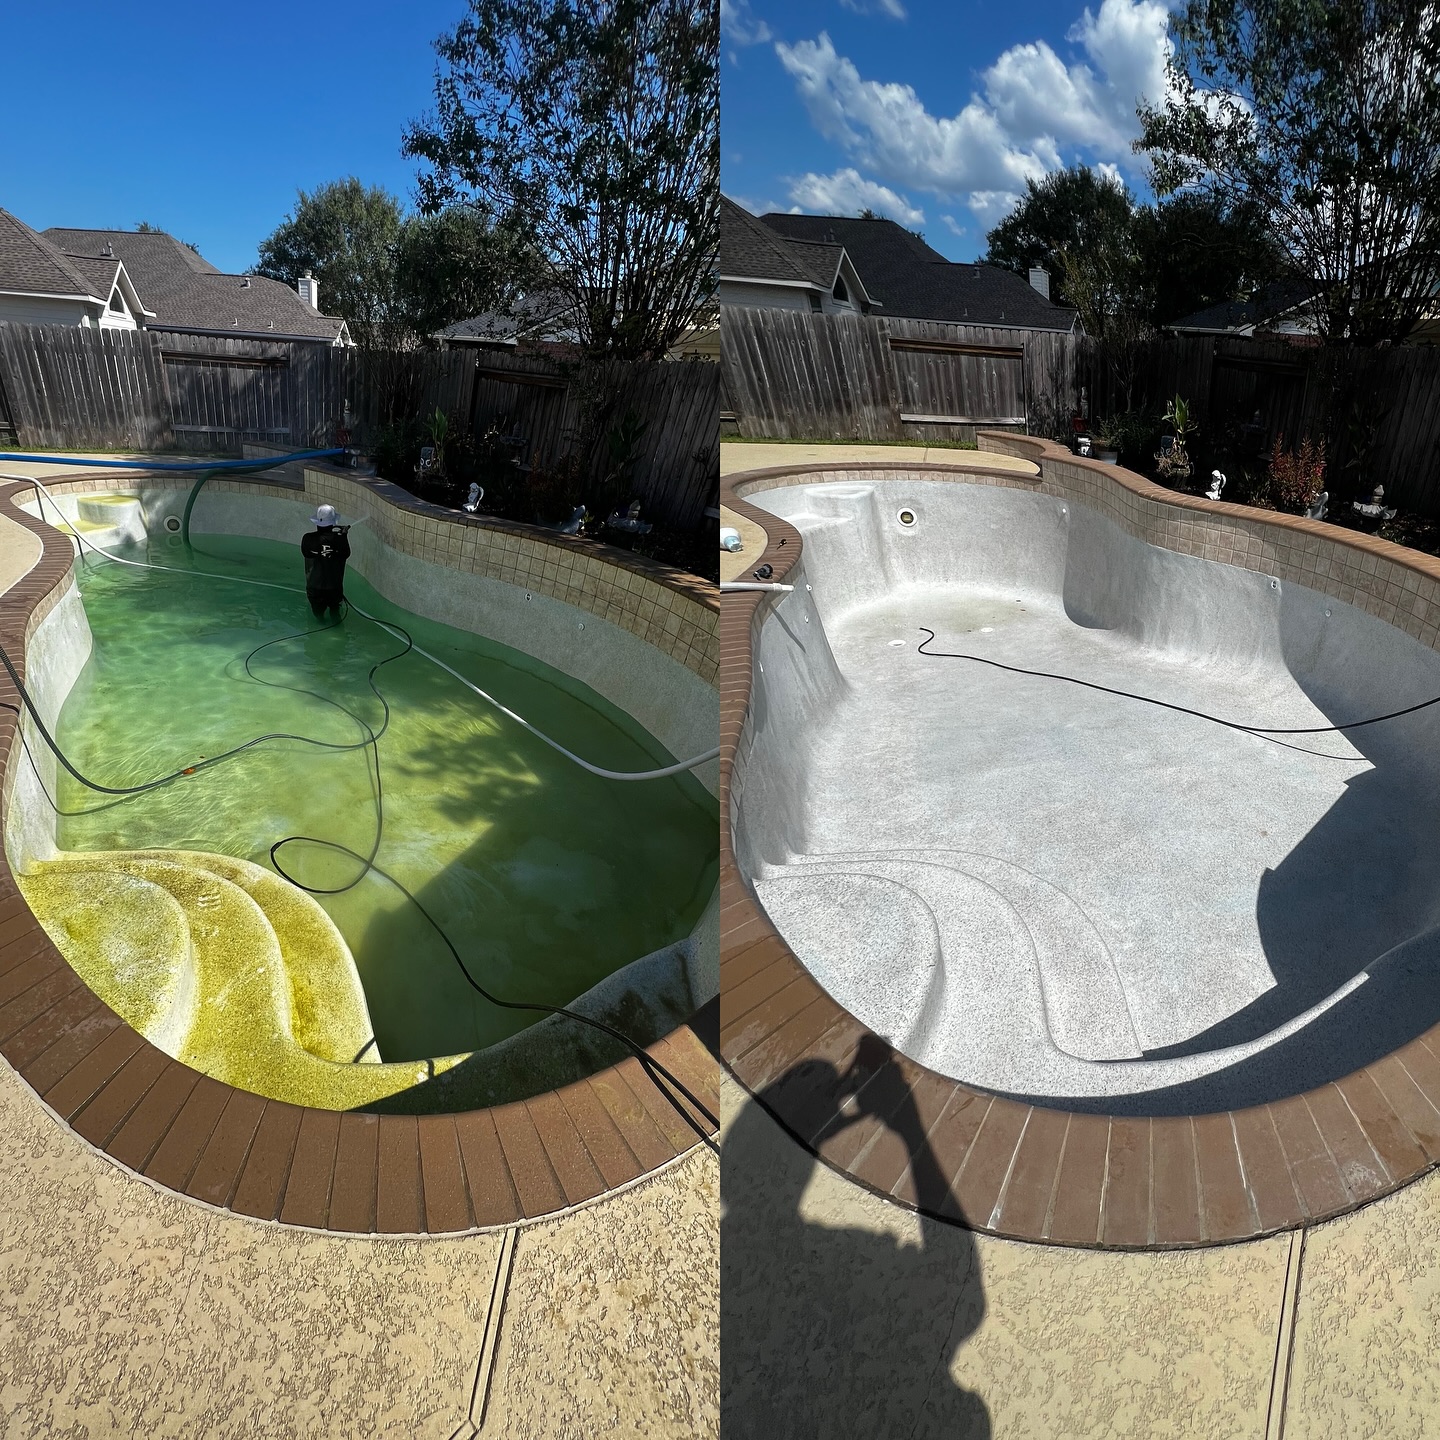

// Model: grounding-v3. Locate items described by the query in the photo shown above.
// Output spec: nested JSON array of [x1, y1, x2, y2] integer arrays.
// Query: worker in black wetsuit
[[301, 504, 351, 620]]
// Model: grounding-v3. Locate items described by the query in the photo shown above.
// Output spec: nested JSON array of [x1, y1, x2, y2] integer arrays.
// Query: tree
[[393, 206, 545, 340], [1131, 192, 1282, 327], [255, 178, 407, 348], [402, 0, 719, 456], [986, 168, 1134, 289], [984, 167, 1142, 336], [1137, 0, 1440, 345]]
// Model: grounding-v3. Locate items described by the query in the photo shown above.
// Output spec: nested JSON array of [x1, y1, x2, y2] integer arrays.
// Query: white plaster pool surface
[[736, 479, 1440, 1115]]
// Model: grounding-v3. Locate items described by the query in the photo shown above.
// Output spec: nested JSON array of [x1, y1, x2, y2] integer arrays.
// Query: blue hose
[[0, 447, 345, 547], [0, 448, 344, 471]]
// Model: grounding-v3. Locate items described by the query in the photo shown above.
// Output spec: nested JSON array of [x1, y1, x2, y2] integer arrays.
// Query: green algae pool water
[[52, 532, 718, 1063]]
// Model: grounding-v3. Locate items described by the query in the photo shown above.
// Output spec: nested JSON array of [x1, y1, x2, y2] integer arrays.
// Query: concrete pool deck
[[0, 458, 718, 1436], [723, 1071, 1440, 1439]]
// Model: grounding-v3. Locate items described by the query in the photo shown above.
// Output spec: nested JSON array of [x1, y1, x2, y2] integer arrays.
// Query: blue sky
[[722, 0, 1175, 259], [0, 0, 464, 274]]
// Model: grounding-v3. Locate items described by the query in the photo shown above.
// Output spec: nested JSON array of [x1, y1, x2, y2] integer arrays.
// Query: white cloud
[[776, 34, 1052, 201], [839, 0, 908, 20], [786, 167, 926, 226], [941, 214, 966, 237], [721, 0, 771, 46], [773, 0, 1173, 231]]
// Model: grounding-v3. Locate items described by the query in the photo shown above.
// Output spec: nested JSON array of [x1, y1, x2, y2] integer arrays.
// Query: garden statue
[[606, 499, 652, 535], [1352, 484, 1396, 522], [463, 483, 484, 514], [1305, 491, 1329, 520], [1206, 471, 1226, 500]]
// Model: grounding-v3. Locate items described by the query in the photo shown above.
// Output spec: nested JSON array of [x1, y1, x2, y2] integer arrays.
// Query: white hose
[[11, 475, 720, 782]]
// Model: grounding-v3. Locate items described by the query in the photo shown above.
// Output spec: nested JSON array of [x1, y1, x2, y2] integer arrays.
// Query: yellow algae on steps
[[20, 851, 469, 1111], [127, 849, 373, 1066], [19, 868, 197, 1058]]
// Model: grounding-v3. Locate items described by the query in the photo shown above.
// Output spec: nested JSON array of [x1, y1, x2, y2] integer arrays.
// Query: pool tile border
[[719, 440, 1440, 1249], [0, 475, 718, 1235]]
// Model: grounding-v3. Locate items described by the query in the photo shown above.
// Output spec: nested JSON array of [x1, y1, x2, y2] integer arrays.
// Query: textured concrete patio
[[0, 1038, 718, 1438], [723, 1073, 1440, 1439]]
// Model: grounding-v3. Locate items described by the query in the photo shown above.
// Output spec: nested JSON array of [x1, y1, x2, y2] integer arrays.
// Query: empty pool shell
[[721, 436, 1440, 1250]]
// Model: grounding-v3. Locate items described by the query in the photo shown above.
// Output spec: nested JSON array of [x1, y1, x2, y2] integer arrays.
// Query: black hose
[[4, 582, 716, 1144], [915, 627, 1440, 739]]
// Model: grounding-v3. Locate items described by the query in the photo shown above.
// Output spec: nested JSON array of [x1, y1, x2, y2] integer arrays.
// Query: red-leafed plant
[[1268, 435, 1327, 513]]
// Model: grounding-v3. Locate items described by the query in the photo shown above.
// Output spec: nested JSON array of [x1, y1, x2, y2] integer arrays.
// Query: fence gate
[[1208, 349, 1309, 453], [468, 364, 572, 469], [162, 350, 290, 453], [888, 336, 1027, 440]]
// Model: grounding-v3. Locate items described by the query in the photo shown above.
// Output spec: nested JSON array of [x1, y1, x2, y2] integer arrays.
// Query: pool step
[[20, 849, 469, 1110], [758, 847, 1145, 1072], [33, 493, 146, 551]]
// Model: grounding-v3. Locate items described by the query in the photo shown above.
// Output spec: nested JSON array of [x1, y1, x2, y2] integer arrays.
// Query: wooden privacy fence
[[721, 306, 1440, 517], [1072, 333, 1440, 516], [0, 323, 718, 529], [721, 307, 1075, 444]]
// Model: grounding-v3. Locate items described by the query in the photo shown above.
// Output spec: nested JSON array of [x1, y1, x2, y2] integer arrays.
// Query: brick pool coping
[[0, 474, 718, 1235], [720, 436, 1440, 1250]]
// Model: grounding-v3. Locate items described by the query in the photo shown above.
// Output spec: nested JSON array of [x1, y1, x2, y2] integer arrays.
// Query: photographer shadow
[[721, 1036, 991, 1439]]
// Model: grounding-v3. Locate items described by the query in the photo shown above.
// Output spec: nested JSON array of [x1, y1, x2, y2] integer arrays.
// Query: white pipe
[[721, 581, 794, 592], [11, 474, 719, 782]]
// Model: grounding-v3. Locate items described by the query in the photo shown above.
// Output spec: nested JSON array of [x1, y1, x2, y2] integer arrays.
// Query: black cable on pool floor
[[915, 626, 1440, 749]]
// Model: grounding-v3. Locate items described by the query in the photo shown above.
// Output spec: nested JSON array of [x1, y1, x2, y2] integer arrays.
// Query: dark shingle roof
[[437, 289, 575, 344], [721, 195, 840, 289], [141, 273, 348, 341], [0, 209, 104, 299], [759, 212, 1079, 330], [1170, 279, 1318, 333], [45, 227, 346, 341], [63, 255, 124, 304]]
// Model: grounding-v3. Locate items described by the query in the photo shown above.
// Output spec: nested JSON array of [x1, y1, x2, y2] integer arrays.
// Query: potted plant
[[1155, 393, 1196, 487], [1090, 414, 1122, 463]]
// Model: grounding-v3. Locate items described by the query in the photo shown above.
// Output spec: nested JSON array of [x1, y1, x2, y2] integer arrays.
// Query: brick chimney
[[297, 272, 320, 310], [1028, 266, 1051, 302]]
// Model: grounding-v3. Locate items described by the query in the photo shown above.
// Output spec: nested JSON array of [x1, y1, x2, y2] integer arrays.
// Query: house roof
[[0, 208, 108, 300], [437, 289, 574, 345], [758, 212, 1080, 331], [45, 227, 348, 342], [720, 195, 853, 291], [720, 195, 875, 312], [1170, 279, 1318, 334]]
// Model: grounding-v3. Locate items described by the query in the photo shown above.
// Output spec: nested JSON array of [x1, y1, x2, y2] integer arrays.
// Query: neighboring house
[[757, 208, 1081, 333], [720, 195, 872, 315], [0, 208, 151, 330], [1168, 280, 1321, 340], [438, 288, 718, 359], [43, 226, 351, 346], [436, 290, 576, 350]]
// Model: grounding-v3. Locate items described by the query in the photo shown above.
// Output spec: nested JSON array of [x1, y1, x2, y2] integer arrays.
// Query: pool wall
[[733, 474, 1440, 880], [0, 463, 717, 1233], [720, 433, 1440, 1250]]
